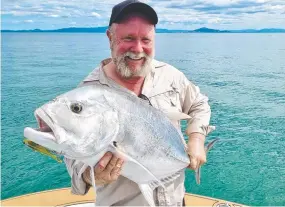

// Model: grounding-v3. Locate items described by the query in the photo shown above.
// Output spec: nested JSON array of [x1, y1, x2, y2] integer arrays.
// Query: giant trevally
[[24, 84, 216, 206]]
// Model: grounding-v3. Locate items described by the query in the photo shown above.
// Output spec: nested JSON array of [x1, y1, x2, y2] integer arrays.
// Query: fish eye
[[70, 103, 83, 114]]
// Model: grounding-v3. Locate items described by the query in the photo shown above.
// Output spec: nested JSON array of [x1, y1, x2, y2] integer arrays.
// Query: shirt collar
[[82, 58, 166, 96]]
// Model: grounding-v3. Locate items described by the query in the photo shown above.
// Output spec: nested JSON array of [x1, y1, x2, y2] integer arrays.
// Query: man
[[65, 0, 214, 206]]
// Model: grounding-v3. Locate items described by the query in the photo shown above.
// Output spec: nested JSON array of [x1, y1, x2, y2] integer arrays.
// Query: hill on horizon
[[2, 27, 285, 33]]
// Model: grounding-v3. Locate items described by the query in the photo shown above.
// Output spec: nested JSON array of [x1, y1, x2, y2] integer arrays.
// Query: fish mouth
[[23, 108, 63, 154], [35, 108, 57, 140]]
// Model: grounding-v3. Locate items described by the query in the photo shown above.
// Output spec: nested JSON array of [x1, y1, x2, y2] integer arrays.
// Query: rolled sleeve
[[181, 77, 215, 136], [64, 157, 90, 195]]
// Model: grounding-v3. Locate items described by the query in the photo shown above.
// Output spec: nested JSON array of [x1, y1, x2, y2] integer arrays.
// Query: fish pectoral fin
[[111, 145, 166, 188], [163, 109, 191, 121], [139, 184, 156, 207]]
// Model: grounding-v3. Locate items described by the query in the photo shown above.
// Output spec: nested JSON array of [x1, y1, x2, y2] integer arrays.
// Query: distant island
[[2, 27, 285, 33]]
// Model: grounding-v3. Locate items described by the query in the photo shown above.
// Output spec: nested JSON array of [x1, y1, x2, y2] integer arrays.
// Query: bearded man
[[65, 0, 213, 206]]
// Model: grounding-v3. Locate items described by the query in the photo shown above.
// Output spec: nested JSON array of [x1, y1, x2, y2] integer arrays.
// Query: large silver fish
[[23, 84, 215, 206]]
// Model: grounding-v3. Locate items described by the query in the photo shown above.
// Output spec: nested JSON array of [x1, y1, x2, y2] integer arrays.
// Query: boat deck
[[1, 188, 245, 206]]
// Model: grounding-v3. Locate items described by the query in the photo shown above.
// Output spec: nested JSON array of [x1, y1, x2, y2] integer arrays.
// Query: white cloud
[[24, 19, 34, 23], [1, 0, 285, 30], [208, 17, 223, 24], [91, 12, 101, 18], [269, 4, 285, 10], [5, 10, 29, 16], [49, 14, 60, 18], [14, 5, 21, 9]]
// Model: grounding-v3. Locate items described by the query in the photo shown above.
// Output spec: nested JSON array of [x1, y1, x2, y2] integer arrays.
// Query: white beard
[[112, 51, 153, 78]]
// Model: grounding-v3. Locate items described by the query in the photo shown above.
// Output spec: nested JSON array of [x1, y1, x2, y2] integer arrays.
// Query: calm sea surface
[[1, 33, 285, 205]]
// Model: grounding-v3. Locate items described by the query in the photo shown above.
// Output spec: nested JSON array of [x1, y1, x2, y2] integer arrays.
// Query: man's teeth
[[127, 57, 143, 60]]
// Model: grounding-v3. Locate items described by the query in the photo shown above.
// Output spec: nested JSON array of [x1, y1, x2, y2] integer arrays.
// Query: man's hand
[[82, 152, 124, 186], [187, 133, 206, 170]]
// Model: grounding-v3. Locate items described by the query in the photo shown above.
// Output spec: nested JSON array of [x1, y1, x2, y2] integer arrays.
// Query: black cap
[[109, 0, 158, 26]]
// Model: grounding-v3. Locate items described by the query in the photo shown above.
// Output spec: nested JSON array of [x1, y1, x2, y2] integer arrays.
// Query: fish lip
[[34, 108, 58, 142]]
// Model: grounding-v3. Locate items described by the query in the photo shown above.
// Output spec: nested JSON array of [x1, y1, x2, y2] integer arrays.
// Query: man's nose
[[130, 40, 144, 53]]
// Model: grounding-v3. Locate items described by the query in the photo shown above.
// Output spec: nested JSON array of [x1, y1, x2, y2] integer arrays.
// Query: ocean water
[[1, 33, 285, 205]]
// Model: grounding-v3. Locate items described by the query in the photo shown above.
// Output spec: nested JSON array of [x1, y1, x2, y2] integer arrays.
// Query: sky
[[1, 0, 285, 30]]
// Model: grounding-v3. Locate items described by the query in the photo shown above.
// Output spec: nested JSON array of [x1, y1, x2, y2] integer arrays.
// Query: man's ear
[[107, 29, 113, 49], [106, 29, 112, 42]]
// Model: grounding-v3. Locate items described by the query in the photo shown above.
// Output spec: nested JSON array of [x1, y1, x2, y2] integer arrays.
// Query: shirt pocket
[[149, 85, 181, 112], [149, 86, 182, 130]]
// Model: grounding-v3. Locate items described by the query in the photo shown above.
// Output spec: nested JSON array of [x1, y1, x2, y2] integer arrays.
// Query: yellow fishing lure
[[23, 138, 63, 163]]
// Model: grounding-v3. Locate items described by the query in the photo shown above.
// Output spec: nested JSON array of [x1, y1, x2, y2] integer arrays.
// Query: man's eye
[[124, 37, 134, 41], [142, 39, 151, 44]]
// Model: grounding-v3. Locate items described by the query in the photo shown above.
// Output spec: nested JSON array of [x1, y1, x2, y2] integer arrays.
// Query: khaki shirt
[[65, 58, 213, 206]]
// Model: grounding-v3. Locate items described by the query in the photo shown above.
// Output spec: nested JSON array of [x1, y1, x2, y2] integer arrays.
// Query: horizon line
[[2, 26, 285, 33]]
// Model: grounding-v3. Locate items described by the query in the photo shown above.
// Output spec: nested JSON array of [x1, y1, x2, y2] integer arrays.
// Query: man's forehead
[[115, 26, 155, 38], [114, 16, 155, 33]]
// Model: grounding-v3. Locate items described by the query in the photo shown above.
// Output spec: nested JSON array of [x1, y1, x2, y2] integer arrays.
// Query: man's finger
[[189, 157, 199, 170], [110, 159, 124, 180], [104, 154, 119, 173], [111, 159, 124, 174], [82, 166, 92, 185], [95, 152, 113, 174]]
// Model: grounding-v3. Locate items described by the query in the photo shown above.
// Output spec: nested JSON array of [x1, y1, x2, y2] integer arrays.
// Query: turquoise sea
[[1, 33, 285, 205]]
